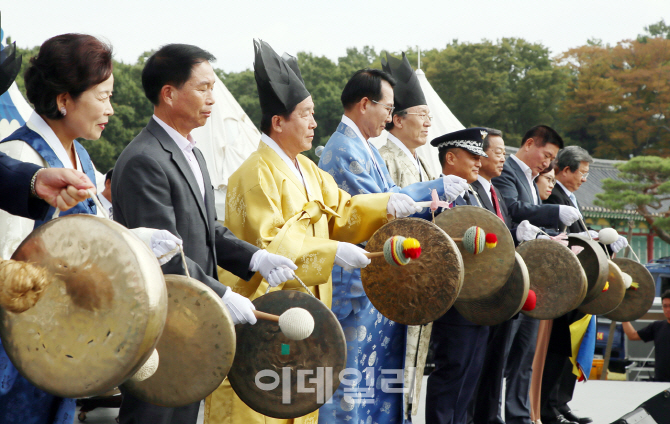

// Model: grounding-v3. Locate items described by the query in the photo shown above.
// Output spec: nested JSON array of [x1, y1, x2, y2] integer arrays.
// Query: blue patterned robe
[[317, 121, 445, 424], [0, 125, 97, 424]]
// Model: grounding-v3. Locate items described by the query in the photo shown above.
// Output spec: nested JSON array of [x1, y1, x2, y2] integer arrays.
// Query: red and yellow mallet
[[365, 236, 422, 266], [450, 226, 498, 255]]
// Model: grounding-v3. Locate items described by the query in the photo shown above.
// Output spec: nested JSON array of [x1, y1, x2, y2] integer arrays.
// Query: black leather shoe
[[562, 410, 593, 424], [543, 415, 578, 424]]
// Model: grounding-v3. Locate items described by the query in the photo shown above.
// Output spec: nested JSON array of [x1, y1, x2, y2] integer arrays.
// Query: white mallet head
[[129, 348, 159, 382], [622, 272, 633, 289], [598, 228, 619, 245], [278, 307, 315, 340]]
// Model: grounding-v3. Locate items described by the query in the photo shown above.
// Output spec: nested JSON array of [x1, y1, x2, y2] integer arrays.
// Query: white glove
[[576, 230, 599, 239], [441, 175, 469, 202], [130, 227, 183, 265], [516, 220, 542, 242], [221, 289, 257, 325], [335, 242, 371, 271], [250, 250, 298, 287], [558, 205, 582, 226], [387, 193, 422, 218], [611, 236, 629, 253]]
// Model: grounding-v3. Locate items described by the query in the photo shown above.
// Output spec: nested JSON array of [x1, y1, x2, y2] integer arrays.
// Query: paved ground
[[77, 380, 670, 424]]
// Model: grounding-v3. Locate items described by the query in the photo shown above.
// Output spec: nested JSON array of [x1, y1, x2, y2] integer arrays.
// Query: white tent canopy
[[369, 69, 464, 178], [191, 74, 261, 221]]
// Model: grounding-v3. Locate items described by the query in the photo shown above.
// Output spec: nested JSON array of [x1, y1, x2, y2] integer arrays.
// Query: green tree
[[596, 156, 670, 243], [422, 38, 569, 145], [558, 37, 670, 159]]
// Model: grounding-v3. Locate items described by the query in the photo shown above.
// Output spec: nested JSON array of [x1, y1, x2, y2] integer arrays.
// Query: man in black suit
[[492, 126, 581, 424], [112, 44, 299, 424], [426, 127, 491, 424], [541, 146, 624, 424]]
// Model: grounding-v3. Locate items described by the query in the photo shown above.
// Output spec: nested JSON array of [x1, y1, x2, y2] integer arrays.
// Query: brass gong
[[1, 215, 167, 398], [579, 260, 626, 316], [228, 290, 346, 419], [361, 218, 464, 325], [434, 206, 515, 301], [455, 252, 529, 326], [604, 258, 656, 322], [567, 235, 609, 304], [517, 239, 587, 320], [122, 274, 236, 407]]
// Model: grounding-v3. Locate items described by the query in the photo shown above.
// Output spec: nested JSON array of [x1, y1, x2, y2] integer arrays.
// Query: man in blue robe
[[317, 68, 467, 424]]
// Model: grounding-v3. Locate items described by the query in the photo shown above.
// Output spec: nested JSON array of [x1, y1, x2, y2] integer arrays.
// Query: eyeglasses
[[405, 112, 434, 122], [577, 170, 589, 180], [371, 99, 395, 116]]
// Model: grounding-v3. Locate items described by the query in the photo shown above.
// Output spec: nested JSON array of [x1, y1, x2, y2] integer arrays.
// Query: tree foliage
[[596, 156, 670, 243], [558, 36, 670, 159]]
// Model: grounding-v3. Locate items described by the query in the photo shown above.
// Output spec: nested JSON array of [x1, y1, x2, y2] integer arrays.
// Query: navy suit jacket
[[0, 152, 49, 220], [493, 158, 560, 228]]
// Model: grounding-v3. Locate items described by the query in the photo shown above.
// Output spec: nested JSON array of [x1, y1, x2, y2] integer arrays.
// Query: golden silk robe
[[205, 142, 391, 424]]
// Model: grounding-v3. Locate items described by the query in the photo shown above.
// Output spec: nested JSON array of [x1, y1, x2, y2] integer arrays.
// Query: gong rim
[[579, 260, 626, 316], [122, 275, 235, 407], [567, 235, 609, 305], [1, 215, 167, 398], [361, 218, 464, 325], [228, 291, 346, 419], [517, 239, 587, 320], [434, 206, 515, 301], [604, 258, 656, 322], [455, 252, 529, 326]]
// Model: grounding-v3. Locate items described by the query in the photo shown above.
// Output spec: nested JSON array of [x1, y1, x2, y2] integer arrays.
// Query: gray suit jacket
[[492, 157, 560, 229], [112, 117, 258, 297]]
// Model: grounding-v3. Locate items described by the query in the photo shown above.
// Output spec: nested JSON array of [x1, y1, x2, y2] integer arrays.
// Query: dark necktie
[[490, 186, 505, 222]]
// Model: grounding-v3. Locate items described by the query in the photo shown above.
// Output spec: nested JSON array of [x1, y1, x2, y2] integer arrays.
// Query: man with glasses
[[378, 53, 435, 187], [540, 146, 626, 424], [317, 68, 467, 424]]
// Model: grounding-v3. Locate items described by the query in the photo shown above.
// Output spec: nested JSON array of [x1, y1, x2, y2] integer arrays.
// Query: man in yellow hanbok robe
[[205, 40, 423, 424]]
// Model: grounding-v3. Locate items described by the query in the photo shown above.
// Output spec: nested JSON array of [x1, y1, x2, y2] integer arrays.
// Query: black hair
[[482, 128, 503, 152], [521, 125, 564, 149], [385, 109, 408, 131], [142, 44, 216, 105], [341, 68, 396, 111], [438, 147, 459, 168], [105, 168, 113, 182], [662, 289, 670, 301], [260, 111, 292, 135], [25, 34, 113, 120]]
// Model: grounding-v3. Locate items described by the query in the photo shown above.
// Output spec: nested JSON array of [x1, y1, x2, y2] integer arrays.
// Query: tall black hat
[[253, 39, 310, 116], [0, 13, 22, 96], [430, 127, 489, 157], [381, 52, 426, 112]]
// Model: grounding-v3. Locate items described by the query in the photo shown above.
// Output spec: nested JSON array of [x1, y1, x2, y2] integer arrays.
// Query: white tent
[[369, 69, 464, 178], [191, 74, 261, 221]]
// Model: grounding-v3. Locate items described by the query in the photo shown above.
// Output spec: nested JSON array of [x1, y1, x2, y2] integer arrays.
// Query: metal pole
[[601, 320, 617, 380], [417, 46, 421, 70]]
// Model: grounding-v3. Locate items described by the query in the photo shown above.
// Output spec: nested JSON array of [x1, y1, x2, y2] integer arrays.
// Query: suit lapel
[[472, 181, 494, 213], [147, 118, 210, 232], [194, 147, 217, 228]]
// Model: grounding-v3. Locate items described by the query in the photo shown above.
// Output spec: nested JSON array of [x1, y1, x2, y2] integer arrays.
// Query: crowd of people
[[0, 30, 643, 424]]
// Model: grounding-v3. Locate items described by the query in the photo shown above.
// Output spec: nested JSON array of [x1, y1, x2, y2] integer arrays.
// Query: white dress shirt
[[153, 115, 205, 201], [387, 132, 423, 179], [477, 175, 493, 204], [260, 133, 312, 196], [556, 180, 579, 208], [97, 194, 113, 219], [510, 154, 538, 205]]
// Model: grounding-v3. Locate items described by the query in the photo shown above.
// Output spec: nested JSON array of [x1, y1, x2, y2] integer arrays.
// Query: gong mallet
[[253, 308, 315, 341], [450, 226, 498, 255], [364, 236, 421, 266]]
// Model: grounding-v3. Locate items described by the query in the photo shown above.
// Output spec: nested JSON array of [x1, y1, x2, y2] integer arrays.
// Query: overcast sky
[[3, 1, 669, 72]]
